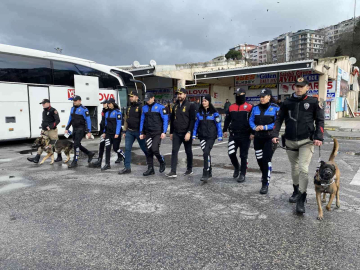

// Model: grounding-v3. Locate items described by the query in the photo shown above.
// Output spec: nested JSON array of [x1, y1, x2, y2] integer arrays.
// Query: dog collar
[[314, 176, 335, 187]]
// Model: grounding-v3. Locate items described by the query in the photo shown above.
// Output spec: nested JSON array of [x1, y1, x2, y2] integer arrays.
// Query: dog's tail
[[329, 138, 339, 162]]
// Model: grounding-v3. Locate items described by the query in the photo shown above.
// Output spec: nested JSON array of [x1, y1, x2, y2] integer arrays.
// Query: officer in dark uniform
[[192, 94, 223, 182], [223, 88, 253, 182], [249, 89, 280, 194], [89, 99, 109, 168], [165, 88, 196, 178], [140, 92, 168, 176], [65, 95, 95, 168], [28, 99, 61, 163], [272, 77, 324, 214], [118, 90, 148, 175], [100, 98, 123, 171]]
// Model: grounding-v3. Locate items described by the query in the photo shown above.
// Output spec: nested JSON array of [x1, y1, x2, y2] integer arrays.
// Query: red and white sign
[[187, 88, 210, 96], [279, 81, 335, 95], [68, 88, 75, 99], [213, 92, 218, 98], [99, 92, 115, 101]]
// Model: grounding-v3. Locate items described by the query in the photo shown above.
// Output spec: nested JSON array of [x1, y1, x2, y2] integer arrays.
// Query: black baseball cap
[[100, 99, 108, 104], [73, 95, 81, 101], [234, 88, 246, 95], [144, 92, 154, 101], [39, 99, 50, 104], [176, 88, 188, 94], [259, 88, 272, 97], [107, 98, 116, 104], [128, 91, 139, 97], [294, 77, 310, 86]]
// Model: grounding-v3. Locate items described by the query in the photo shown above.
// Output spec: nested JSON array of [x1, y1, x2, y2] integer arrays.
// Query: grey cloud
[[0, 0, 358, 66]]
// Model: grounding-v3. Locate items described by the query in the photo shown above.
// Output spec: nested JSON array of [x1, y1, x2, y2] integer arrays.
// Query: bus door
[[74, 75, 99, 132], [116, 86, 128, 125], [28, 86, 49, 138]]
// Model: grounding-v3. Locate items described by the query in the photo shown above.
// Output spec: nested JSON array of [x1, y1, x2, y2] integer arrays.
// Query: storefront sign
[[324, 102, 331, 120], [279, 81, 335, 97]]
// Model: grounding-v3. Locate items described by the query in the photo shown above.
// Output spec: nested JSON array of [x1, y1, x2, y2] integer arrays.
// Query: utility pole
[[352, 0, 357, 56]]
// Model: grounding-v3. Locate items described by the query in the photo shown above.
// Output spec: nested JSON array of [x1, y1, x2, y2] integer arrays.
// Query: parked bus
[[0, 44, 136, 141]]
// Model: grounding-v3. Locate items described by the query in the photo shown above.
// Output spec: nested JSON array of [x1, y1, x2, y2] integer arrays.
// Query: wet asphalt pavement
[[1, 134, 360, 269]]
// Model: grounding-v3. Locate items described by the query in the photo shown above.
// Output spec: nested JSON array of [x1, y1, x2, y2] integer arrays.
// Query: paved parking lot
[[1, 135, 360, 269]]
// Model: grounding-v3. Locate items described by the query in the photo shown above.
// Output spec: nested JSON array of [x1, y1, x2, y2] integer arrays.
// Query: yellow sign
[[249, 84, 277, 89]]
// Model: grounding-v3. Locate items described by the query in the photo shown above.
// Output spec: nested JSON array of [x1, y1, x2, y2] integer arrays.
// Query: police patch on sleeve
[[85, 111, 90, 117], [215, 115, 221, 123], [318, 101, 324, 109], [163, 109, 168, 115], [117, 114, 121, 120], [54, 110, 58, 114]]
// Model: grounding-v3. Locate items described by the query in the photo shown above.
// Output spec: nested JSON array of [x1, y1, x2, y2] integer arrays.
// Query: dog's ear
[[320, 161, 326, 167], [331, 164, 336, 171]]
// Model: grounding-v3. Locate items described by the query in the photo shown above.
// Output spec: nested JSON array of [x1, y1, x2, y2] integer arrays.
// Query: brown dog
[[32, 135, 73, 165], [314, 138, 340, 220]]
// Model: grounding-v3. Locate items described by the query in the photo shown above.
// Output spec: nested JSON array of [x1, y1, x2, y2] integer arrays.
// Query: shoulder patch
[[54, 110, 58, 114], [85, 111, 90, 117], [215, 114, 222, 123], [117, 114, 121, 120], [163, 109, 168, 115], [318, 101, 324, 109]]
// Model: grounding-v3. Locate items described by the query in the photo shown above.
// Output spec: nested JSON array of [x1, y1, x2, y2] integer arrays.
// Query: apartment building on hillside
[[289, 29, 324, 61]]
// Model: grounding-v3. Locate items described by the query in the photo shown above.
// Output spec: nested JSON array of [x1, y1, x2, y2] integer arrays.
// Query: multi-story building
[[289, 29, 324, 61], [270, 33, 291, 63], [248, 48, 258, 64], [229, 44, 257, 59], [257, 41, 270, 64], [320, 16, 360, 46]]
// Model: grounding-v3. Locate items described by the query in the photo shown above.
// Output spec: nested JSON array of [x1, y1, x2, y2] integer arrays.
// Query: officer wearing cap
[[89, 99, 109, 168], [223, 88, 253, 182], [99, 98, 124, 171], [249, 88, 280, 194], [140, 92, 168, 176], [272, 77, 324, 214], [65, 95, 95, 168], [165, 88, 196, 178], [118, 90, 148, 175], [27, 99, 61, 163]]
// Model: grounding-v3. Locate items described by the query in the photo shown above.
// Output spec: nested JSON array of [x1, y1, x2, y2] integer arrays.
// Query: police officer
[[89, 99, 109, 168], [118, 91, 148, 175], [28, 99, 61, 163], [249, 89, 280, 194], [165, 88, 196, 178], [65, 95, 95, 168], [140, 92, 168, 176], [100, 98, 123, 171], [223, 88, 253, 182], [272, 77, 324, 214], [192, 94, 223, 182]]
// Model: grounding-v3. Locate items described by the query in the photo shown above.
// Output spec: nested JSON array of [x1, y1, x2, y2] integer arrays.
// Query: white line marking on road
[[350, 166, 360, 185], [163, 141, 228, 156]]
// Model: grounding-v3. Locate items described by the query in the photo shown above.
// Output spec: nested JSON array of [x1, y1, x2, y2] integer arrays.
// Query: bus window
[[53, 61, 81, 86], [0, 53, 52, 84], [116, 86, 128, 109], [75, 64, 119, 89]]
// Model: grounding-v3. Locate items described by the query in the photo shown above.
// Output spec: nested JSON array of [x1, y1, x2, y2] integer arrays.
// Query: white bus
[[0, 44, 136, 141]]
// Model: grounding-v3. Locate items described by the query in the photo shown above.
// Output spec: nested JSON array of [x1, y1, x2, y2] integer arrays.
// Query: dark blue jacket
[[192, 105, 223, 140], [104, 109, 122, 135], [140, 102, 169, 135], [66, 105, 92, 132], [249, 103, 279, 138]]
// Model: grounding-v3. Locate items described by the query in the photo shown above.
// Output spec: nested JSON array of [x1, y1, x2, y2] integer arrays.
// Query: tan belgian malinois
[[314, 138, 340, 220]]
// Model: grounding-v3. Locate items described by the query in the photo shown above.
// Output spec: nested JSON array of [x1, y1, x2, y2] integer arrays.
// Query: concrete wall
[[211, 85, 234, 109]]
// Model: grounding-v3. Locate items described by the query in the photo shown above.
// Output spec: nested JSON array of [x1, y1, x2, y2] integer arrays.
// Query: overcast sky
[[0, 0, 358, 66]]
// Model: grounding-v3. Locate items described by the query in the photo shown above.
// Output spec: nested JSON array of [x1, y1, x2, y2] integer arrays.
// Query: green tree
[[334, 45, 343, 57], [225, 49, 242, 60]]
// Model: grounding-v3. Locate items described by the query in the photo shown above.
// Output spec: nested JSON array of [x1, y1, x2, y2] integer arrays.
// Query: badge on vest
[[304, 103, 310, 110], [182, 106, 186, 112], [155, 106, 158, 109], [269, 108, 273, 112], [47, 112, 49, 115], [136, 107, 139, 112]]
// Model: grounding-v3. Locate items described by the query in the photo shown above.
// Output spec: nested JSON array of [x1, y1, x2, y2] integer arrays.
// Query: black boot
[[118, 168, 131, 175], [209, 167, 212, 178], [143, 166, 155, 176], [201, 169, 209, 182], [101, 163, 111, 171], [87, 152, 95, 163], [90, 158, 102, 168], [68, 160, 78, 168], [27, 154, 41, 163], [115, 151, 124, 163], [296, 192, 307, 214], [159, 161, 166, 173], [289, 184, 300, 203], [54, 153, 62, 162], [233, 167, 240, 178], [260, 182, 269, 194], [237, 174, 246, 183]]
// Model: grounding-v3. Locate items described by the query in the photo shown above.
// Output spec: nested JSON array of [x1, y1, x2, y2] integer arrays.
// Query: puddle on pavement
[[0, 174, 32, 194], [0, 183, 31, 194]]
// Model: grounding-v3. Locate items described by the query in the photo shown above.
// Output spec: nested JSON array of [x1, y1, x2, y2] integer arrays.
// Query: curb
[[330, 135, 360, 140]]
